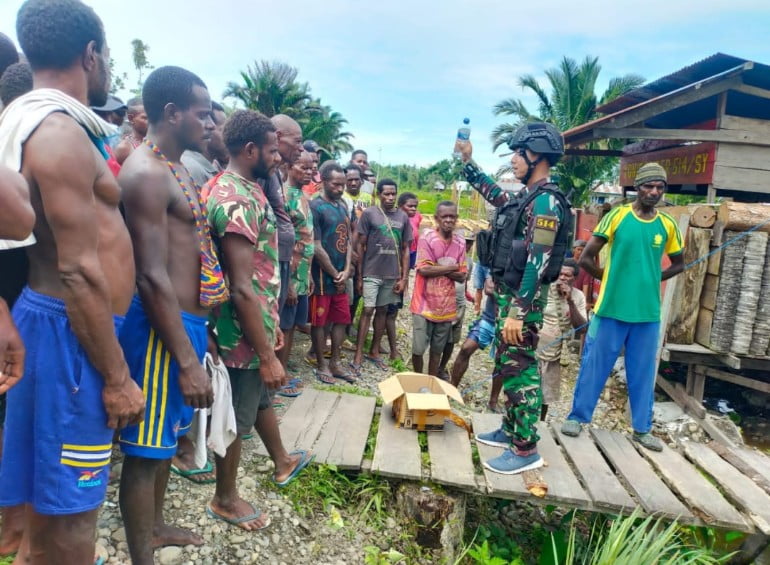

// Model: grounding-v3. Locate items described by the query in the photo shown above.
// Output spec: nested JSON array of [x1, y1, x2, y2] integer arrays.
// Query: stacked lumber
[[689, 202, 770, 357], [708, 231, 746, 353], [749, 238, 770, 355], [730, 232, 768, 354]]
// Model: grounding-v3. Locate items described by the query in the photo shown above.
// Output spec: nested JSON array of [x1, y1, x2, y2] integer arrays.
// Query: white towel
[[187, 353, 237, 468], [0, 88, 116, 250]]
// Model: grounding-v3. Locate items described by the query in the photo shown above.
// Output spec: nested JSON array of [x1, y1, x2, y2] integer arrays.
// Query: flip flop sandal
[[304, 354, 319, 367], [332, 368, 357, 384], [206, 502, 271, 530], [315, 369, 336, 385], [348, 362, 362, 377], [170, 460, 216, 484], [365, 355, 389, 371], [276, 384, 302, 398], [273, 450, 315, 487]]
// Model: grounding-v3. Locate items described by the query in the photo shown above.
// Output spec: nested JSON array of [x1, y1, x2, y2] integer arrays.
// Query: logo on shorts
[[77, 469, 103, 488]]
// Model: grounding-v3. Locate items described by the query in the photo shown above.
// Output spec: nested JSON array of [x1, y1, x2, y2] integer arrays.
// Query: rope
[[459, 214, 770, 395]]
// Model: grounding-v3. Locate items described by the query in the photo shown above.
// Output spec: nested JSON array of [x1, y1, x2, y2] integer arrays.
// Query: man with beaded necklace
[[117, 65, 225, 564]]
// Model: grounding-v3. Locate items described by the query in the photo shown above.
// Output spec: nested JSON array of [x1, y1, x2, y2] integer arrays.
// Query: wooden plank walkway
[[254, 390, 769, 533]]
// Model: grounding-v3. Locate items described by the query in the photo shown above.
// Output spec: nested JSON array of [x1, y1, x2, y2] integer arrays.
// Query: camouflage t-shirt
[[284, 185, 314, 296], [207, 171, 280, 369]]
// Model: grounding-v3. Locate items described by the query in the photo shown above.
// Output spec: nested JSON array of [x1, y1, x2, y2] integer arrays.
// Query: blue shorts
[[118, 297, 208, 459], [0, 288, 123, 515], [279, 294, 309, 330], [466, 317, 496, 350]]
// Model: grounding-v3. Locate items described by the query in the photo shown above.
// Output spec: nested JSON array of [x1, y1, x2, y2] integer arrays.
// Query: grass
[[280, 463, 392, 529], [411, 188, 485, 220]]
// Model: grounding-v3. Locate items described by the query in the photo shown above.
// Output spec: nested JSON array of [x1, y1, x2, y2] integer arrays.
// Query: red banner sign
[[620, 142, 717, 186]]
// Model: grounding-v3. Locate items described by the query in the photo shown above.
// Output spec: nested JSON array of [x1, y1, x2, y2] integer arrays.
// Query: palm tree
[[223, 61, 314, 119], [492, 56, 644, 204], [301, 101, 354, 159], [224, 60, 354, 160]]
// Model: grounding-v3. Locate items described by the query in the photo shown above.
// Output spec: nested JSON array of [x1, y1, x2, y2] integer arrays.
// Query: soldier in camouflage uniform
[[456, 122, 566, 475]]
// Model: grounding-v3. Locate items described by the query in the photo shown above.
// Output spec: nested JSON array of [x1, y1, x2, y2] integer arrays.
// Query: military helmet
[[507, 122, 564, 165]]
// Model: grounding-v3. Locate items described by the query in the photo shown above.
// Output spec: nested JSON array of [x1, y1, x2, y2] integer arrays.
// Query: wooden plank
[[682, 441, 770, 534], [552, 422, 636, 513], [720, 114, 770, 136], [371, 403, 421, 480], [311, 393, 376, 470], [709, 443, 770, 495], [428, 420, 477, 490], [713, 164, 770, 194], [591, 428, 693, 521], [695, 308, 714, 348], [598, 126, 770, 146], [657, 215, 690, 369], [256, 388, 339, 456], [638, 441, 750, 531], [656, 374, 706, 419], [535, 423, 591, 508], [714, 142, 770, 170], [738, 449, 770, 485], [472, 413, 529, 499], [700, 366, 770, 394]]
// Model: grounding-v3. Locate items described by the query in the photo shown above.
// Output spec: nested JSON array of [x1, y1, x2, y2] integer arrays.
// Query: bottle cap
[[463, 118, 470, 124]]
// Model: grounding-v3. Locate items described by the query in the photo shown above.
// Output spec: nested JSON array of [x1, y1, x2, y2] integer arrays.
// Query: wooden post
[[667, 227, 712, 344], [656, 215, 691, 372]]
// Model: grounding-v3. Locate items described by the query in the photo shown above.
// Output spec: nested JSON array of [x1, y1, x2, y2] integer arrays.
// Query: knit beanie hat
[[634, 162, 667, 187]]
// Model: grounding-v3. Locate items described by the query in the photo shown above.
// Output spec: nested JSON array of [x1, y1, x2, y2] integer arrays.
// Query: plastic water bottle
[[453, 118, 471, 159]]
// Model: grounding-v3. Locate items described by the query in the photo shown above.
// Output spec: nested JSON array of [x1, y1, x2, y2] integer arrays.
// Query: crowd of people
[[0, 1, 687, 563]]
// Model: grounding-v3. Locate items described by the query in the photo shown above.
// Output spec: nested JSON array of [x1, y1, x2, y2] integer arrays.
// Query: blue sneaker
[[475, 428, 510, 448], [483, 449, 543, 475]]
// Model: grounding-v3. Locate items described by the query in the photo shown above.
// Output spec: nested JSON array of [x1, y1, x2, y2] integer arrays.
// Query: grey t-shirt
[[357, 207, 412, 279], [261, 172, 295, 263], [181, 151, 220, 188]]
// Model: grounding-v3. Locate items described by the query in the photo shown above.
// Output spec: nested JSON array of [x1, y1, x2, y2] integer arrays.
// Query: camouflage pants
[[493, 290, 543, 451]]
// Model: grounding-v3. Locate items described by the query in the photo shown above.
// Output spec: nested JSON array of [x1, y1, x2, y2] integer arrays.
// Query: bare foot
[[171, 454, 216, 484], [0, 506, 25, 556], [152, 523, 204, 548], [273, 452, 302, 484], [207, 498, 270, 531]]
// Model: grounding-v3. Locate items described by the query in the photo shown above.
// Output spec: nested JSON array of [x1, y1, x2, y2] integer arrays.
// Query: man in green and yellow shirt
[[562, 162, 684, 452]]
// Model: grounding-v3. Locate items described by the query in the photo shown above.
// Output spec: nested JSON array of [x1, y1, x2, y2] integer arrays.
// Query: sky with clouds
[[2, 0, 770, 172]]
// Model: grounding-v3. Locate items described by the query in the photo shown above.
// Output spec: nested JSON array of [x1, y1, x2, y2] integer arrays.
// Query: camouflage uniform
[[463, 162, 564, 451]]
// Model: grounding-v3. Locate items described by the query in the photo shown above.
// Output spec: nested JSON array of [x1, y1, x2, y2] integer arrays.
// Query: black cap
[[91, 95, 126, 113], [303, 140, 320, 153]]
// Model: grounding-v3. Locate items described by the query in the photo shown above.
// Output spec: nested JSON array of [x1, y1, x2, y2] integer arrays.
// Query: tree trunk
[[668, 228, 711, 344], [718, 202, 770, 232], [689, 205, 717, 228]]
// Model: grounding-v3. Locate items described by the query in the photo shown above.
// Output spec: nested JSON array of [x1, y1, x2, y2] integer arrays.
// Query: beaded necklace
[[144, 139, 229, 308]]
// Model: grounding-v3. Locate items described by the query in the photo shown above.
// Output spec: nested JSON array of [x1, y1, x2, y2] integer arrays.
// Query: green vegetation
[[280, 463, 392, 530], [459, 502, 737, 565], [223, 60, 353, 158], [492, 55, 645, 205]]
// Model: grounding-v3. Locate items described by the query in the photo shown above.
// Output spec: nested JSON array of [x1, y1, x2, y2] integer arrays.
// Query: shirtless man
[[114, 96, 148, 164], [118, 66, 222, 565], [0, 2, 145, 563]]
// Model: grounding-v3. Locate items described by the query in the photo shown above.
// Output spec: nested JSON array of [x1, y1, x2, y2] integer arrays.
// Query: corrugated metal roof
[[597, 53, 749, 114], [564, 54, 770, 147]]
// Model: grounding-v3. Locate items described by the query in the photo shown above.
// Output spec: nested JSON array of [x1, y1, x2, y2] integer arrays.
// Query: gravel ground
[[92, 300, 730, 564]]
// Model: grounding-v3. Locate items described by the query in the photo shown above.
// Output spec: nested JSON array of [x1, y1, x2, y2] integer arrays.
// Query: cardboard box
[[378, 372, 464, 431]]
